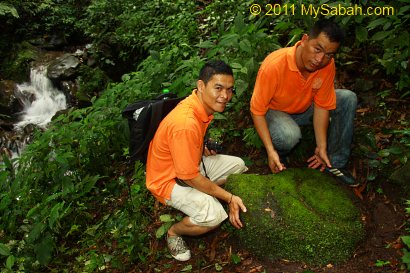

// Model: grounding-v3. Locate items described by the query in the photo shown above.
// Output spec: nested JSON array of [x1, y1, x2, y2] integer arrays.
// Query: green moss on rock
[[225, 168, 364, 265], [1, 42, 37, 82]]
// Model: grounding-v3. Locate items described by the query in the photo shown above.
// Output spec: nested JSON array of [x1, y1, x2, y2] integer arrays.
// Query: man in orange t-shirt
[[146, 60, 248, 261], [251, 19, 358, 186]]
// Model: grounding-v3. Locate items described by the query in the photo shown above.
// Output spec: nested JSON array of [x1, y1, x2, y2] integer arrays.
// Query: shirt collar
[[192, 90, 213, 123], [287, 41, 302, 72]]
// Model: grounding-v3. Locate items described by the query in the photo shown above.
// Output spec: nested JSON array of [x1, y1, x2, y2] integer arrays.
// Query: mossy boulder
[[225, 168, 364, 265]]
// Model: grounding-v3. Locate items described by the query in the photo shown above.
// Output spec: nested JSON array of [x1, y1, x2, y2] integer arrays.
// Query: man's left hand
[[307, 147, 331, 171]]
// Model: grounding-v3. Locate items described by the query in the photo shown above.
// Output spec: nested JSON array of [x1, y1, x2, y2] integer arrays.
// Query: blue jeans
[[265, 89, 357, 168]]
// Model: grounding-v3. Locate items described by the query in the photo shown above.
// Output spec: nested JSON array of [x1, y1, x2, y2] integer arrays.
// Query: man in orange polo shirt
[[251, 19, 358, 186], [146, 60, 248, 261]]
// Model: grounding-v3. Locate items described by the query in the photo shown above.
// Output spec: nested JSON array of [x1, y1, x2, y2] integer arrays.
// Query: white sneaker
[[166, 234, 191, 261]]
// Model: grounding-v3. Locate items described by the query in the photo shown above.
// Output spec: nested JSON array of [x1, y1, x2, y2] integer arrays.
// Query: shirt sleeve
[[250, 67, 278, 116], [313, 61, 336, 110], [169, 127, 202, 180]]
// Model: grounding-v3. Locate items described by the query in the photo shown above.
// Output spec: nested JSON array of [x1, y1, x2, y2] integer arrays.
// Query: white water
[[14, 66, 67, 130]]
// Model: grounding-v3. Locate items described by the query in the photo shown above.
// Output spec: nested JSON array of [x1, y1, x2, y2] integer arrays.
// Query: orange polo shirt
[[250, 41, 336, 116], [146, 90, 212, 204]]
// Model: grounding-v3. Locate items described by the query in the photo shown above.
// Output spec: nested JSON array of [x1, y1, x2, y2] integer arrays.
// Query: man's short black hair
[[309, 19, 345, 44], [199, 60, 233, 85]]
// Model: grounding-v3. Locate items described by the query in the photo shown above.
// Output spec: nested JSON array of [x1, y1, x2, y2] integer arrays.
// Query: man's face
[[299, 32, 340, 73], [197, 74, 234, 115]]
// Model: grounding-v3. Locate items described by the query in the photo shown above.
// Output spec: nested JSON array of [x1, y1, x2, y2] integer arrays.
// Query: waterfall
[[15, 66, 67, 130], [0, 66, 68, 159]]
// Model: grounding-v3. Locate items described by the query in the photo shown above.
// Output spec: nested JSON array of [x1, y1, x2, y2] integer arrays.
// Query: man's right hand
[[251, 113, 286, 174], [268, 150, 286, 173], [228, 195, 247, 229]]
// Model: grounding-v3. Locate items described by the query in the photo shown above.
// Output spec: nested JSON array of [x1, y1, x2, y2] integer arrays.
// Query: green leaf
[[239, 39, 252, 53], [402, 236, 410, 247], [398, 5, 410, 16], [34, 233, 54, 265], [367, 18, 388, 30], [219, 33, 239, 47], [355, 26, 368, 42], [1, 154, 12, 171], [371, 31, 391, 41], [44, 192, 63, 204], [131, 183, 141, 194], [0, 4, 19, 18], [213, 112, 227, 120], [27, 222, 45, 243], [375, 259, 390, 267], [234, 13, 245, 33], [0, 194, 11, 211], [197, 40, 215, 49], [367, 171, 377, 181], [231, 253, 241, 264], [6, 255, 15, 270], [388, 146, 404, 155], [286, 28, 303, 46], [81, 175, 101, 195], [49, 202, 65, 229], [381, 158, 389, 164], [234, 79, 248, 97], [181, 264, 193, 272], [0, 243, 11, 256], [159, 214, 173, 223], [155, 225, 166, 239], [378, 149, 390, 157], [230, 63, 242, 70], [402, 249, 410, 268], [65, 224, 80, 237]]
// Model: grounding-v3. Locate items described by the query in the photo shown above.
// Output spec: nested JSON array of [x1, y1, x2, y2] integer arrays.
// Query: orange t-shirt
[[146, 90, 212, 204], [250, 41, 336, 116]]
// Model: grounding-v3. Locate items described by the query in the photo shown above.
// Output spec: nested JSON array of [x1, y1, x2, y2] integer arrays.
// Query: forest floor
[[137, 90, 409, 273]]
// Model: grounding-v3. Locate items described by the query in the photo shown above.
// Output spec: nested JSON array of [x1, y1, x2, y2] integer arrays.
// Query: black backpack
[[122, 92, 185, 163]]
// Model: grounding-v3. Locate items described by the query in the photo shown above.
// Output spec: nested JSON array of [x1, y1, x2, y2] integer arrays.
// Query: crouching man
[[146, 60, 248, 261]]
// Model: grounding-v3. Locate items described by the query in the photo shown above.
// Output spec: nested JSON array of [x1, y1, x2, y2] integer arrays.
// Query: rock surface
[[46, 54, 80, 83], [225, 168, 365, 266]]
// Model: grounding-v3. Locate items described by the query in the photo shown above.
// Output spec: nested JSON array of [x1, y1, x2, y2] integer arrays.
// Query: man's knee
[[270, 124, 302, 151], [189, 196, 228, 227], [229, 156, 248, 174], [336, 89, 357, 110]]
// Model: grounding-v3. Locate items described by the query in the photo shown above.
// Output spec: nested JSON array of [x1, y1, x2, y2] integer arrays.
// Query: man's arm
[[251, 113, 285, 173], [307, 105, 332, 171], [183, 174, 246, 229]]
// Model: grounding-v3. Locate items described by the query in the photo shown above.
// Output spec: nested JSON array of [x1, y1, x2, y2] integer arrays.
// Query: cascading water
[[0, 66, 68, 159], [15, 66, 67, 130]]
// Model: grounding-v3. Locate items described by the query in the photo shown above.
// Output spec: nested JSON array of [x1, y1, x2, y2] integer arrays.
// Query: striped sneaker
[[325, 168, 359, 187]]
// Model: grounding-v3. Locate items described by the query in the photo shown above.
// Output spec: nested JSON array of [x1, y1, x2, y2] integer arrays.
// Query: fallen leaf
[[354, 182, 367, 200], [357, 108, 370, 113]]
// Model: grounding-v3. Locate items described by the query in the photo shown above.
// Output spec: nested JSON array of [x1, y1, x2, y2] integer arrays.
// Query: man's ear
[[300, 34, 309, 47], [197, 80, 205, 93]]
